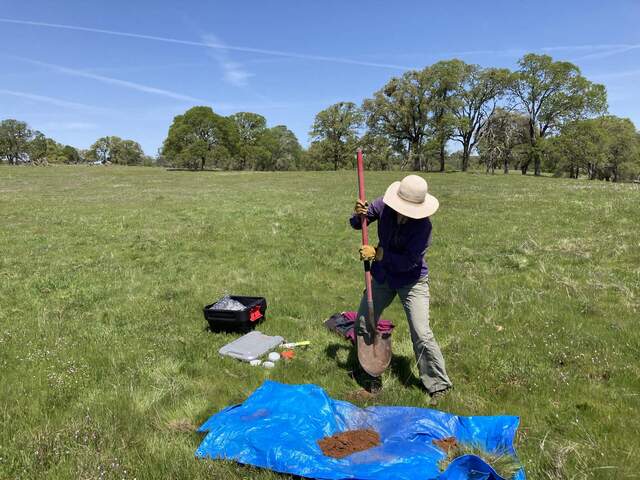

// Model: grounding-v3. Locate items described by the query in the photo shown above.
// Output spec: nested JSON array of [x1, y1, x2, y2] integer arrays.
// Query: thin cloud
[[0, 17, 412, 70], [369, 44, 640, 61], [85, 61, 209, 75], [202, 34, 253, 87], [39, 121, 98, 131], [212, 99, 339, 111], [6, 55, 207, 103], [574, 45, 640, 61], [0, 88, 99, 111], [540, 44, 636, 52], [591, 68, 640, 80]]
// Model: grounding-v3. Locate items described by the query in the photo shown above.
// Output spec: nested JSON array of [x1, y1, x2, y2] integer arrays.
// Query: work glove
[[354, 199, 369, 216], [359, 245, 383, 262]]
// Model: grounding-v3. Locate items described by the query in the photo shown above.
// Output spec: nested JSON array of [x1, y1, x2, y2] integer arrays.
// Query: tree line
[[160, 107, 303, 171], [308, 53, 638, 181], [0, 119, 153, 166], [0, 109, 303, 171], [2, 53, 639, 181]]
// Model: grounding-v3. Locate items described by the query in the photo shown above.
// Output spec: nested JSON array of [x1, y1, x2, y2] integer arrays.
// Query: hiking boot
[[428, 387, 451, 406]]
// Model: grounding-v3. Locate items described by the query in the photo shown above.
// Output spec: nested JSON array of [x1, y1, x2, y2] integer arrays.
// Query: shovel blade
[[356, 333, 392, 377]]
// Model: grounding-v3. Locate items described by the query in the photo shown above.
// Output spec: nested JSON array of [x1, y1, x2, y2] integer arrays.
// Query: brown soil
[[346, 388, 378, 402], [432, 436, 458, 453], [318, 429, 381, 459]]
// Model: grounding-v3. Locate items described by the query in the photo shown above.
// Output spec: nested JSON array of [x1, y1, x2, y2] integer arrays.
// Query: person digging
[[350, 174, 453, 404]]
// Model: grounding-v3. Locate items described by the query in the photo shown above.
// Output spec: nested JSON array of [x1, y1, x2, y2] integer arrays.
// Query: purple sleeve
[[381, 220, 431, 272], [349, 197, 384, 230]]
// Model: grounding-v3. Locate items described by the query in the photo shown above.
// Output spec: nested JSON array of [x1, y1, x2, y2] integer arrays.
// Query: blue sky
[[1, 0, 639, 155]]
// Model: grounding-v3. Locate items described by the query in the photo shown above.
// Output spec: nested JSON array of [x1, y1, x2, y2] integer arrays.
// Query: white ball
[[268, 352, 281, 362], [249, 359, 262, 367], [263, 361, 275, 369]]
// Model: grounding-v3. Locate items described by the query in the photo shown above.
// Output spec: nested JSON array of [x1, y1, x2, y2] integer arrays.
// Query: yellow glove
[[354, 199, 369, 216], [359, 245, 383, 262]]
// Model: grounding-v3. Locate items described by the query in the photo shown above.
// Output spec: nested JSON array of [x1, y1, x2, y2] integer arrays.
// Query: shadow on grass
[[389, 355, 423, 389], [324, 342, 422, 391]]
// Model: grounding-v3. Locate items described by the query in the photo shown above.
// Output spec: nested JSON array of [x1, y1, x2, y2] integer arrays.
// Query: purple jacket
[[350, 197, 431, 288]]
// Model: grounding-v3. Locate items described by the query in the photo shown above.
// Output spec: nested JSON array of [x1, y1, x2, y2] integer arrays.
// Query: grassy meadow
[[0, 165, 638, 479]]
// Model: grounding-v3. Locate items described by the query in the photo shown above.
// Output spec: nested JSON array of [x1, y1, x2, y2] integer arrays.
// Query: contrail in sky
[[2, 17, 637, 69], [0, 18, 414, 70], [0, 88, 100, 110], [591, 68, 640, 80], [574, 45, 640, 61], [7, 55, 207, 103]]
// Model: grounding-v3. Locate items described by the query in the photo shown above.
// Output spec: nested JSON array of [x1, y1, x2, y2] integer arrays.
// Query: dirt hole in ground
[[432, 436, 458, 453], [318, 429, 381, 459]]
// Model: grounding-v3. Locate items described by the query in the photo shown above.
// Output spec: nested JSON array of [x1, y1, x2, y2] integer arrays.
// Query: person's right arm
[[350, 197, 384, 262]]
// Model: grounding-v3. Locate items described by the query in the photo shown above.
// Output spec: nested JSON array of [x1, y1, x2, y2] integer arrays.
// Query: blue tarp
[[196, 381, 525, 480]]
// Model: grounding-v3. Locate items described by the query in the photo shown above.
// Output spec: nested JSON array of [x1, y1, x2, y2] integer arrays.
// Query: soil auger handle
[[356, 149, 376, 336]]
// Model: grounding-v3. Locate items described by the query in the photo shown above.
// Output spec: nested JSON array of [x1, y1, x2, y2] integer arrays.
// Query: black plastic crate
[[203, 296, 267, 333]]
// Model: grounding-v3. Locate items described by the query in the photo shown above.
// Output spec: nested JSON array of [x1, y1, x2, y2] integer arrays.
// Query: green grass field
[[1, 166, 638, 479]]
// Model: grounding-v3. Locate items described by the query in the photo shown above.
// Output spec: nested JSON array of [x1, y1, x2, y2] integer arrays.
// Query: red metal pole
[[356, 149, 375, 334]]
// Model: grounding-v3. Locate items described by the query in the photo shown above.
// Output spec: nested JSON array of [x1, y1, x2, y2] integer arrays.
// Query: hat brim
[[382, 181, 439, 219]]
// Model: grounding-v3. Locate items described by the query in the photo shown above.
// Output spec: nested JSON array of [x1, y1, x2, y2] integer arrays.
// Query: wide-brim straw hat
[[382, 175, 439, 219]]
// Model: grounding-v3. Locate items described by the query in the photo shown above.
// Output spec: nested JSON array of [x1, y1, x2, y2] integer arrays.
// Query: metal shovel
[[355, 149, 392, 377]]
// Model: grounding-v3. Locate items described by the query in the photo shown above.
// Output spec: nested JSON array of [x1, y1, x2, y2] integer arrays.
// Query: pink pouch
[[377, 319, 395, 334]]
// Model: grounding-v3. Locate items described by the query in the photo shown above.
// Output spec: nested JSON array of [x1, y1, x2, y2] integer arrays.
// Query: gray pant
[[356, 275, 452, 394]]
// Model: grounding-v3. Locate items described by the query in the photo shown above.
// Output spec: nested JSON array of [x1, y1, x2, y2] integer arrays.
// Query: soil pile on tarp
[[432, 436, 458, 453], [318, 429, 381, 458]]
